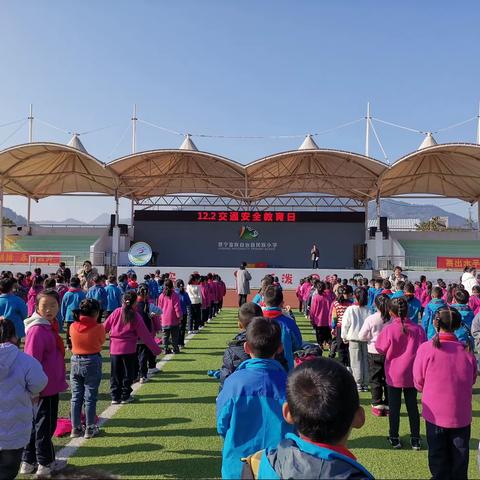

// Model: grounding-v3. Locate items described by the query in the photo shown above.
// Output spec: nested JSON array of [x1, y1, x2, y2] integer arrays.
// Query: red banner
[[0, 252, 62, 265], [437, 256, 480, 270]]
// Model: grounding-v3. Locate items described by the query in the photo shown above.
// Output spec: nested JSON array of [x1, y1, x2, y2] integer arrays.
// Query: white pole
[[27, 105, 33, 232], [364, 200, 369, 243], [476, 102, 480, 144], [0, 186, 4, 252], [365, 102, 371, 157], [131, 198, 135, 225], [27, 197, 31, 229], [114, 191, 119, 226], [477, 200, 480, 234], [28, 104, 33, 143], [131, 104, 137, 154]]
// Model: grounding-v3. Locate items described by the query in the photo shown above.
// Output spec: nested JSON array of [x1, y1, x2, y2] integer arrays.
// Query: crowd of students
[[0, 260, 479, 479], [0, 263, 226, 479], [215, 268, 478, 480]]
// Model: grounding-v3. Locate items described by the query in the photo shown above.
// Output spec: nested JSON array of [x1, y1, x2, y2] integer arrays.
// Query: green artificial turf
[[54, 309, 480, 479]]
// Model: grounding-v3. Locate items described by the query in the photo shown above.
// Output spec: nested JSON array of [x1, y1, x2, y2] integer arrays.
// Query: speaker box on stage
[[119, 224, 128, 235], [379, 216, 389, 239], [110, 214, 116, 228], [369, 226, 377, 239]]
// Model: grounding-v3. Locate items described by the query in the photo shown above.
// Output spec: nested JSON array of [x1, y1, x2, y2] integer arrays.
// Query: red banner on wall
[[0, 252, 61, 264], [437, 256, 480, 270]]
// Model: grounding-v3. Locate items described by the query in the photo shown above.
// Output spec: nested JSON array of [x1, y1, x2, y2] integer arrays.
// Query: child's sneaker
[[121, 396, 135, 404], [36, 460, 67, 478], [111, 399, 121, 405], [19, 461, 36, 474], [84, 425, 100, 439], [139, 377, 149, 384], [411, 437, 421, 451], [371, 405, 384, 417], [70, 426, 84, 438], [388, 437, 402, 449]]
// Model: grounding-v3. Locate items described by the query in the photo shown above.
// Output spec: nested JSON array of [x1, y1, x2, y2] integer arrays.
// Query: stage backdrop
[[133, 210, 365, 269]]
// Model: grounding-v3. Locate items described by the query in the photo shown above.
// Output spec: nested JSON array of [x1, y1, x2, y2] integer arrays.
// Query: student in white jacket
[[186, 274, 202, 333], [341, 287, 370, 391]]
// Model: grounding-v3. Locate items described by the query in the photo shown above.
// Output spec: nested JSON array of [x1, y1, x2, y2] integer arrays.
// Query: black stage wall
[[133, 210, 365, 268]]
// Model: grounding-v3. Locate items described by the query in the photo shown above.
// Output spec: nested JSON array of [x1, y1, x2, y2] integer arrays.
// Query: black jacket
[[219, 331, 249, 390]]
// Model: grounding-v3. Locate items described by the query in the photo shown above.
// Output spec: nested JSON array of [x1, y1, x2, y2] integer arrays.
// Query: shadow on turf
[[137, 394, 217, 404], [104, 426, 218, 439], [70, 457, 221, 478]]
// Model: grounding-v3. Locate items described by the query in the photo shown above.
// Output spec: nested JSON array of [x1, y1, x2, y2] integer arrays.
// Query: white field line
[[57, 323, 210, 462]]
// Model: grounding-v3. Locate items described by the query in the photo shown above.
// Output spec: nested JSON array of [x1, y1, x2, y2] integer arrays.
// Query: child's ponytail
[[121, 291, 137, 324], [390, 297, 409, 334], [164, 279, 174, 297], [375, 294, 391, 323], [433, 307, 461, 349]]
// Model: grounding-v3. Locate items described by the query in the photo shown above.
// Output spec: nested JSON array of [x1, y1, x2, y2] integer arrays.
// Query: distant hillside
[[4, 207, 27, 225], [368, 199, 471, 228]]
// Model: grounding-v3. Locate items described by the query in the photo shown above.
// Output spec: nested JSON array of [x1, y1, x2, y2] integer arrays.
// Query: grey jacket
[[236, 269, 252, 295], [0, 343, 47, 450]]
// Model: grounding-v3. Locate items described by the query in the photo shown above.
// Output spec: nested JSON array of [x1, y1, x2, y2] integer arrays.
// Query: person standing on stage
[[236, 262, 252, 307], [311, 244, 320, 269]]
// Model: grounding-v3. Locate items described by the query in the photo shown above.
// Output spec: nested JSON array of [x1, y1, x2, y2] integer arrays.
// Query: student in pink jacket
[[104, 291, 161, 404], [295, 279, 305, 312], [358, 294, 391, 417], [157, 279, 182, 354], [376, 297, 427, 451], [309, 281, 332, 348], [413, 307, 477, 480], [468, 285, 480, 316], [21, 289, 68, 477]]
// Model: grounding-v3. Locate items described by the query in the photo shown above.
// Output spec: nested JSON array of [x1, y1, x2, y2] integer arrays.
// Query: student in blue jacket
[[242, 358, 373, 480], [86, 275, 108, 317], [422, 286, 447, 339], [61, 276, 87, 349], [450, 289, 475, 346], [262, 285, 302, 371], [0, 277, 28, 342], [216, 317, 293, 479], [404, 282, 422, 324], [105, 275, 123, 317]]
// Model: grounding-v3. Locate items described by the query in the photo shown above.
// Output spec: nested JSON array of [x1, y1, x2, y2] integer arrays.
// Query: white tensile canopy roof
[[0, 136, 480, 203], [246, 148, 387, 200], [0, 141, 119, 199], [378, 143, 480, 203], [108, 148, 247, 200]]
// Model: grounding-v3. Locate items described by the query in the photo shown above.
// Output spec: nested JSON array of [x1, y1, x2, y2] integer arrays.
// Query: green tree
[[415, 216, 446, 232]]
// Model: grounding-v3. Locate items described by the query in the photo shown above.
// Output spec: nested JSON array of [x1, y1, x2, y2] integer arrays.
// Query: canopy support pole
[[28, 104, 34, 142], [27, 197, 31, 229], [0, 185, 4, 252], [476, 102, 480, 145], [365, 102, 371, 157], [477, 199, 480, 235], [364, 200, 369, 243], [131, 104, 137, 154], [131, 198, 135, 225], [111, 191, 120, 267]]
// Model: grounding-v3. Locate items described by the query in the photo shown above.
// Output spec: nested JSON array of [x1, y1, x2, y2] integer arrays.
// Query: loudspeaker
[[110, 214, 116, 228], [369, 226, 377, 238], [119, 224, 128, 235], [379, 216, 389, 239]]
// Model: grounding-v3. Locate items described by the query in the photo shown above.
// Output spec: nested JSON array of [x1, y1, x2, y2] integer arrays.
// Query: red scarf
[[48, 317, 65, 356]]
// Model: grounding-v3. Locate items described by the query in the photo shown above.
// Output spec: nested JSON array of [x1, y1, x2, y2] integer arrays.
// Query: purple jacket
[[23, 313, 68, 397], [158, 291, 182, 328], [0, 343, 48, 449], [104, 307, 162, 356], [413, 333, 477, 428], [27, 285, 43, 317], [376, 317, 427, 388], [309, 293, 332, 327]]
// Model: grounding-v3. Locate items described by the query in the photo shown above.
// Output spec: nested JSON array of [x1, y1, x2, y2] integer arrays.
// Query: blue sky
[[0, 1, 479, 221]]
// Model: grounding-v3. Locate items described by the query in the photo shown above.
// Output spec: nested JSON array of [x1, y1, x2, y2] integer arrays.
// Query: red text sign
[[0, 251, 62, 264], [437, 257, 480, 270], [197, 211, 296, 222]]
